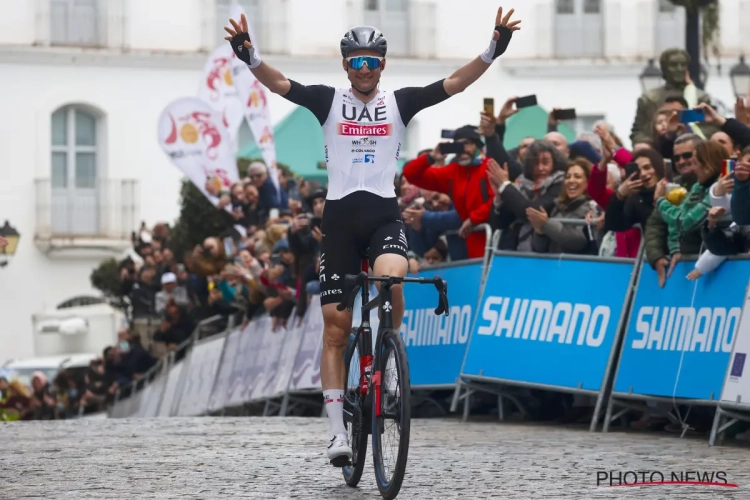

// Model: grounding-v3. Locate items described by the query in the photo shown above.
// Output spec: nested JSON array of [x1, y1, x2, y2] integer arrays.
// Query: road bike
[[335, 261, 449, 499]]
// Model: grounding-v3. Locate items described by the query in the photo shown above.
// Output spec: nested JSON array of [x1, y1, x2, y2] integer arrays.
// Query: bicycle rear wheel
[[342, 330, 368, 486], [371, 329, 411, 500]]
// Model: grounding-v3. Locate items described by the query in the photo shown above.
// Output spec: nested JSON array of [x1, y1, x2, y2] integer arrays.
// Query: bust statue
[[630, 48, 713, 147]]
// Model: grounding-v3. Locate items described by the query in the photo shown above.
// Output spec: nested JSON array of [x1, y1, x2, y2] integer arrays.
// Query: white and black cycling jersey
[[282, 80, 450, 200]]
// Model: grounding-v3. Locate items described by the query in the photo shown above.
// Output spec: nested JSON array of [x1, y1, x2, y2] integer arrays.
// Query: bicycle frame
[[340, 263, 449, 420]]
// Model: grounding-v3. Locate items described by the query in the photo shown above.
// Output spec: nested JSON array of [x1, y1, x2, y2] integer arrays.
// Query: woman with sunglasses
[[225, 7, 521, 467]]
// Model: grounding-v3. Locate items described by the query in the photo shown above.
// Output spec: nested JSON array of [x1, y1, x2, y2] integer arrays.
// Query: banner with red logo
[[228, 3, 280, 197], [198, 43, 245, 153], [157, 97, 240, 207]]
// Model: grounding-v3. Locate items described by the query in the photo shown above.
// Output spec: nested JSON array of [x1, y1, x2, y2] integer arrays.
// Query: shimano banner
[[400, 261, 483, 387], [613, 259, 750, 400], [461, 254, 634, 392]]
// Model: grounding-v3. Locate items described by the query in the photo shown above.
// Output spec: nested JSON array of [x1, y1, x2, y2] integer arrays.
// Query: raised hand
[[224, 14, 261, 67], [481, 7, 522, 63]]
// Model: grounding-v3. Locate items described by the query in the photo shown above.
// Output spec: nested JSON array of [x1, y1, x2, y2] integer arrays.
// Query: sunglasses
[[249, 173, 264, 179], [346, 56, 384, 70], [674, 152, 693, 161]]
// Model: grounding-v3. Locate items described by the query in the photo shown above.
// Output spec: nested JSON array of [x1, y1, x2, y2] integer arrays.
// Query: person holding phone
[[402, 125, 499, 259], [604, 150, 666, 234]]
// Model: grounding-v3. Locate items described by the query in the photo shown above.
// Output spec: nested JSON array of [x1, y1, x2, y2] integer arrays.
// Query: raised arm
[[443, 7, 521, 96], [225, 14, 290, 95]]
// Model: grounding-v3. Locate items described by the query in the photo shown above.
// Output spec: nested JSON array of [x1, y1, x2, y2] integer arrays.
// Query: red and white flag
[[198, 43, 245, 153], [157, 97, 240, 206]]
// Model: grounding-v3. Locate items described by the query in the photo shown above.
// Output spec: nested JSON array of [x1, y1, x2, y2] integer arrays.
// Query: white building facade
[[0, 0, 748, 360]]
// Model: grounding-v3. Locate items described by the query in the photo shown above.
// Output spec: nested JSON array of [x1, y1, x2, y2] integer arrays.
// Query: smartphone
[[439, 142, 466, 155], [553, 108, 577, 121], [515, 95, 537, 109], [663, 158, 673, 181], [223, 236, 234, 256], [723, 158, 737, 177], [624, 162, 640, 180], [310, 216, 322, 229], [269, 208, 280, 220], [441, 129, 455, 139], [679, 108, 705, 124], [271, 253, 282, 266], [483, 98, 495, 116]]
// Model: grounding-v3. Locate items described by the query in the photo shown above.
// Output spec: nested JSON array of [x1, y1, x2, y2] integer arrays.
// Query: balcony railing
[[35, 178, 138, 242]]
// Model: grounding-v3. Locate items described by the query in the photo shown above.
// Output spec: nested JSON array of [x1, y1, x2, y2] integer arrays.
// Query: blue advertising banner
[[461, 254, 634, 391], [399, 261, 484, 387], [612, 259, 750, 400]]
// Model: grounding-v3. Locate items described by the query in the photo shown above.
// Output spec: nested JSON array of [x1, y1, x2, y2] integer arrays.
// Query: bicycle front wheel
[[371, 329, 411, 500]]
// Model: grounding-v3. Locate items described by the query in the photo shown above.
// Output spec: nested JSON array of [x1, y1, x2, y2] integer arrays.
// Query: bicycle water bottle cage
[[336, 271, 368, 312], [432, 277, 450, 316]]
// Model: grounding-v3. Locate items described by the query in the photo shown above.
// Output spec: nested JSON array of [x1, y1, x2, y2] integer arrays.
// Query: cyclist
[[225, 7, 521, 465]]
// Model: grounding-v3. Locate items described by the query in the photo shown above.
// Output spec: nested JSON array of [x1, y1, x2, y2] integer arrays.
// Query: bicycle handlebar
[[336, 272, 450, 316]]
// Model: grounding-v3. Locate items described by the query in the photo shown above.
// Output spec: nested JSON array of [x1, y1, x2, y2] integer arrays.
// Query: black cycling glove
[[480, 26, 513, 63], [230, 32, 261, 68]]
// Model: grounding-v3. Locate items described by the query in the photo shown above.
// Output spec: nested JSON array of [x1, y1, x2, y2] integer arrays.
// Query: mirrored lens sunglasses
[[346, 56, 384, 70]]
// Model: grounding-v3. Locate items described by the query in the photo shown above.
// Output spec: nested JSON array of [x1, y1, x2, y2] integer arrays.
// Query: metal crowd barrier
[[106, 219, 750, 447]]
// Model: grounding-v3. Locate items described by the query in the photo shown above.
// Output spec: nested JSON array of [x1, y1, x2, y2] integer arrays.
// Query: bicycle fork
[[357, 324, 383, 419]]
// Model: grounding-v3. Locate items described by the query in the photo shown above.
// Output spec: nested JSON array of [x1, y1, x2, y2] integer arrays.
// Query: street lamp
[[639, 59, 662, 93], [0, 220, 20, 268], [730, 55, 750, 98]]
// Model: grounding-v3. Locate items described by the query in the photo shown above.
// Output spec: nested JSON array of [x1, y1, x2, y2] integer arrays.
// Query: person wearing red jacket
[[402, 125, 496, 258]]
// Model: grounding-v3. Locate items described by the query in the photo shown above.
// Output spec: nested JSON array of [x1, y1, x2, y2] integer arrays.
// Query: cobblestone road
[[2, 416, 750, 499]]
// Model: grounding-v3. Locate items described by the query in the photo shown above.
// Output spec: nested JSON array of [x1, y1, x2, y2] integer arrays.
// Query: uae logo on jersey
[[338, 121, 392, 136]]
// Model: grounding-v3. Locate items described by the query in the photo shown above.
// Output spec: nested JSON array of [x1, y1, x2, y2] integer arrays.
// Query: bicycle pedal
[[329, 456, 352, 468]]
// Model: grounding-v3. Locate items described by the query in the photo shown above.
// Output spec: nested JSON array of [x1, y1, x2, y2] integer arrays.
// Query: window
[[554, 0, 604, 58], [50, 0, 101, 46], [50, 105, 101, 235], [556, 0, 574, 14], [573, 114, 606, 136], [658, 0, 677, 13], [583, 0, 601, 14], [216, 0, 261, 46], [363, 0, 409, 56], [656, 0, 685, 53]]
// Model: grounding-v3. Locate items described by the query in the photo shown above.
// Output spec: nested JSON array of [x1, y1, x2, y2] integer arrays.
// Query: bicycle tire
[[371, 329, 411, 500], [342, 331, 368, 487]]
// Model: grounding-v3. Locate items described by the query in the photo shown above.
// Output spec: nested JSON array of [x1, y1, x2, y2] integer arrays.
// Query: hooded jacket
[[402, 153, 494, 258]]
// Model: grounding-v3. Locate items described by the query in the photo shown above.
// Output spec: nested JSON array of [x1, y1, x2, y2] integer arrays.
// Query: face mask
[[119, 341, 130, 351]]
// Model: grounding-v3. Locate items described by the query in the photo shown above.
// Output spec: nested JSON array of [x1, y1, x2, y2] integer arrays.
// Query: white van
[[2, 353, 98, 388]]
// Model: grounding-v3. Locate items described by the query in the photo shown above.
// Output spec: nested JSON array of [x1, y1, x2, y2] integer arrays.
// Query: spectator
[[155, 272, 189, 316], [402, 125, 498, 258], [154, 301, 197, 351], [289, 188, 325, 318], [402, 190, 467, 262], [28, 372, 56, 420], [247, 161, 283, 213], [129, 265, 158, 319], [650, 141, 726, 285], [488, 140, 568, 251], [644, 133, 703, 285], [604, 148, 666, 237], [528, 159, 597, 254], [701, 146, 750, 258]]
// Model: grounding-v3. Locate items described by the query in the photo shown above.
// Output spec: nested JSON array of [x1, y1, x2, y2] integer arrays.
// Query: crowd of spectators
[[15, 49, 747, 426]]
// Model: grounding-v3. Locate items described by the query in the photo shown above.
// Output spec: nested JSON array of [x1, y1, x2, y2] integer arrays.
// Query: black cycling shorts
[[319, 191, 408, 306]]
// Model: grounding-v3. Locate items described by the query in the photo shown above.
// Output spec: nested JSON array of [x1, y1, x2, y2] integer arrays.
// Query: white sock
[[323, 389, 347, 436]]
